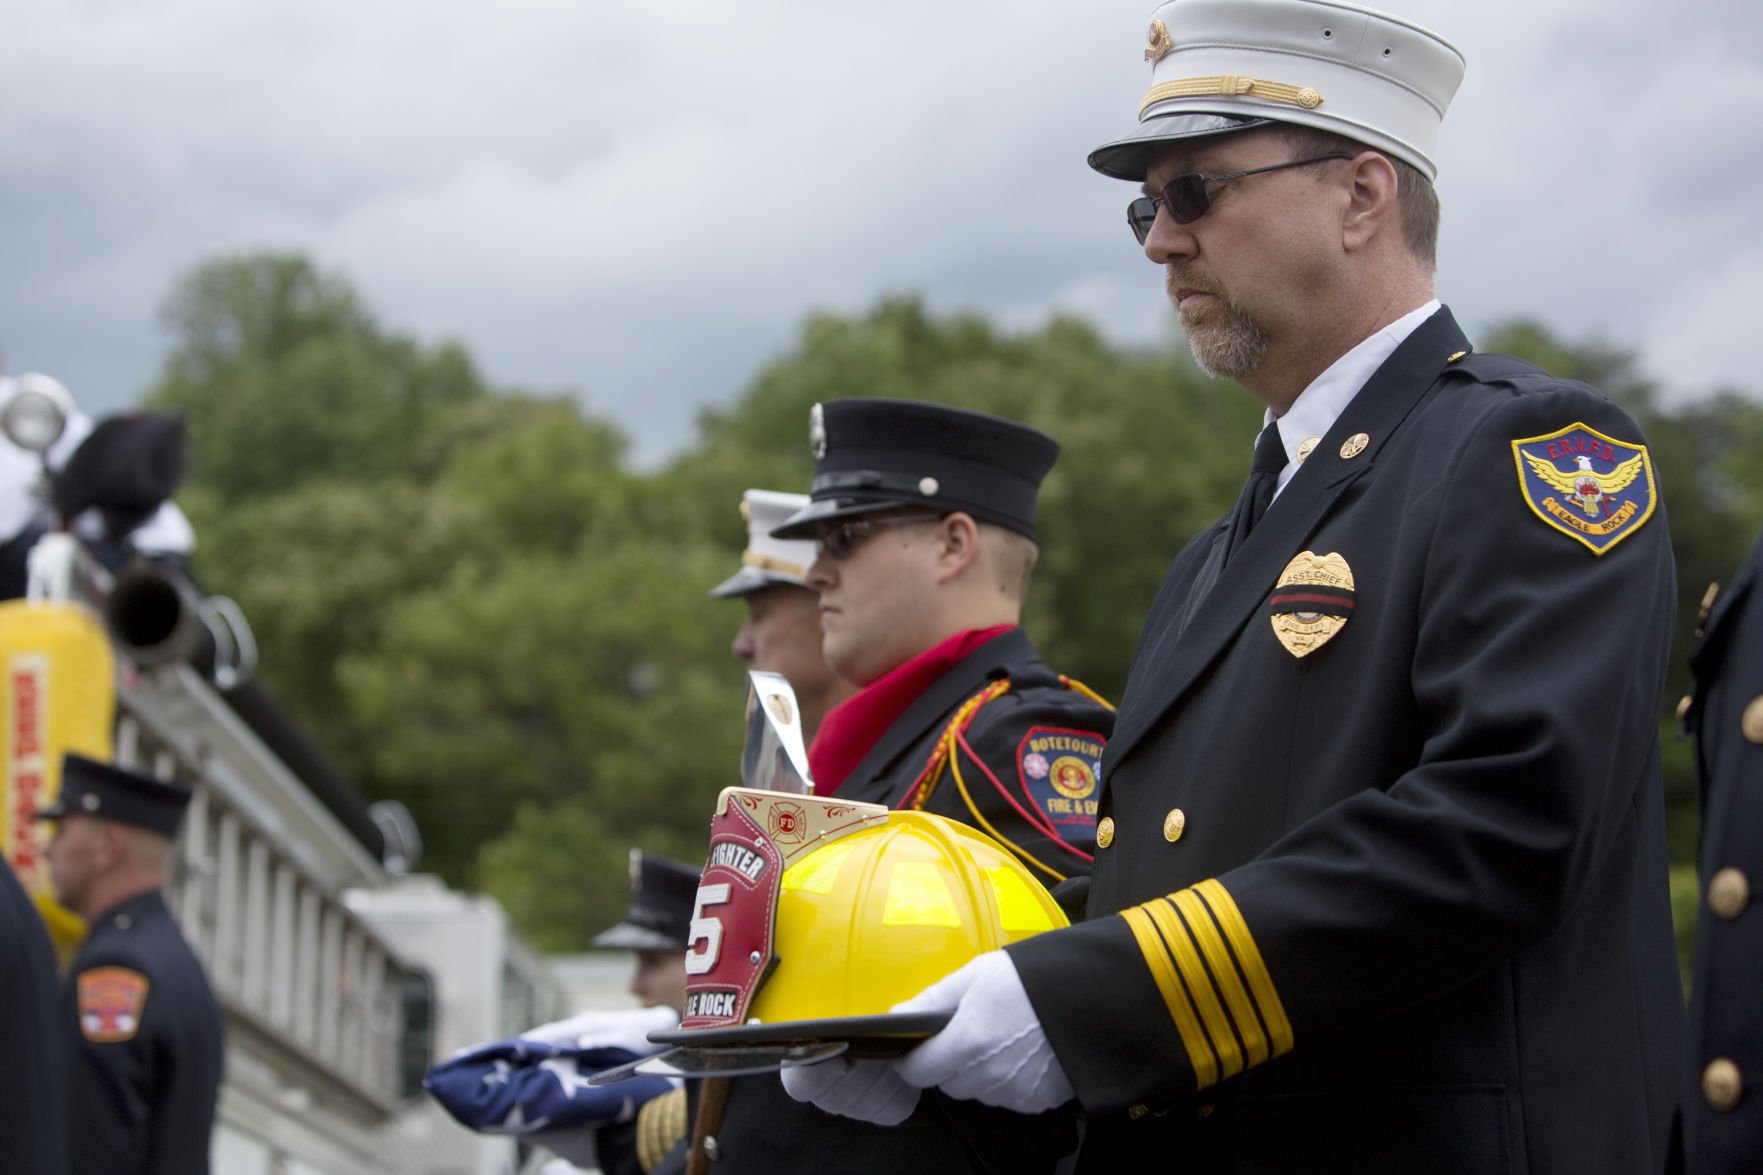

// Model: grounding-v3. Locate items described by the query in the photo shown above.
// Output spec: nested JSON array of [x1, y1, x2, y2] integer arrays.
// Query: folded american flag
[[424, 1007, 679, 1136]]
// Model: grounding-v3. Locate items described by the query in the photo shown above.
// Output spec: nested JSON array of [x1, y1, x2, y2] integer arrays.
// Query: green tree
[[147, 252, 486, 499]]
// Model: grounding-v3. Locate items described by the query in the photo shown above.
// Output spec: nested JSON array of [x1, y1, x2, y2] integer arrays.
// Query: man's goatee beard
[[1167, 270, 1269, 380]]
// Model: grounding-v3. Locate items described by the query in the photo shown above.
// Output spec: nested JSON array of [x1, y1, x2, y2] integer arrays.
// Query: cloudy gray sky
[[3, 0, 1756, 465]]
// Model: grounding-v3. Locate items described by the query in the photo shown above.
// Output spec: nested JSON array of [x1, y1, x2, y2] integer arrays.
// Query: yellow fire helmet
[[651, 787, 1067, 1057]]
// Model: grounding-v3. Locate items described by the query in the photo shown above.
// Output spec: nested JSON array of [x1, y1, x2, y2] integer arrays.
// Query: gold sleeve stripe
[[1171, 888, 1270, 1068], [1195, 879, 1294, 1056], [1140, 897, 1246, 1081], [1121, 905, 1219, 1088], [635, 1086, 687, 1172]]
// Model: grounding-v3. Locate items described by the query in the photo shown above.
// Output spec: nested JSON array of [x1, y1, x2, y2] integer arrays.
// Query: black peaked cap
[[34, 753, 192, 838], [771, 398, 1059, 541], [590, 849, 701, 952]]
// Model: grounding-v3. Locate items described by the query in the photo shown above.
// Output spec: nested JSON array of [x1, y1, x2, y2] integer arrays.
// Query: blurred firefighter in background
[[714, 488, 857, 744], [36, 753, 223, 1175]]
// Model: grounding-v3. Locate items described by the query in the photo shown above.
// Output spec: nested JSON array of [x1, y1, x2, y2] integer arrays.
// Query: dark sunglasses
[[1126, 152, 1352, 243], [816, 513, 941, 560]]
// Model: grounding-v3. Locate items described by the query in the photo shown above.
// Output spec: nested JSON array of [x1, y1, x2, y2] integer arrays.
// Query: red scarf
[[808, 625, 1015, 796]]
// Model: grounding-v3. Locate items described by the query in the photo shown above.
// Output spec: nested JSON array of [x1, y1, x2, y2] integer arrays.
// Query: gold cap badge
[[1144, 20, 1173, 63], [1268, 551, 1356, 659]]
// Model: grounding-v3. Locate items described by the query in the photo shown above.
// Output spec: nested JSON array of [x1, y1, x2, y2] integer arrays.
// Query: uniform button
[[1696, 581, 1720, 635], [1676, 694, 1693, 723], [1703, 1058, 1744, 1112], [1128, 1103, 1149, 1120], [1096, 817, 1115, 849], [1743, 696, 1763, 745], [1163, 808, 1186, 843], [1709, 869, 1751, 920], [703, 1135, 721, 1161]]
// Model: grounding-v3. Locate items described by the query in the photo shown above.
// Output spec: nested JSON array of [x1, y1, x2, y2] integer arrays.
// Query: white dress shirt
[[1264, 299, 1441, 501]]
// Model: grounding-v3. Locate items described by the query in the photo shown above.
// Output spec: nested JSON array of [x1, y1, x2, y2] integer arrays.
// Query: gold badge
[[1339, 433, 1369, 459], [1268, 551, 1356, 658], [1295, 436, 1320, 463], [808, 402, 827, 460], [1144, 19, 1173, 62]]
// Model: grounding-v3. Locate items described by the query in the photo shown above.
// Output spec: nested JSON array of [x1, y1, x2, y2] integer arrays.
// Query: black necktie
[[1223, 424, 1286, 562]]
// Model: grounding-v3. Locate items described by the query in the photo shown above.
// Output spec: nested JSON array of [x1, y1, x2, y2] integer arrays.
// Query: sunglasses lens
[[821, 524, 854, 559], [1126, 198, 1159, 244], [1162, 174, 1209, 224]]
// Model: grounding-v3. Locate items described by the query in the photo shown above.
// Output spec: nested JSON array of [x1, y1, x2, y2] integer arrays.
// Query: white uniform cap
[[708, 489, 816, 598], [1090, 0, 1465, 181]]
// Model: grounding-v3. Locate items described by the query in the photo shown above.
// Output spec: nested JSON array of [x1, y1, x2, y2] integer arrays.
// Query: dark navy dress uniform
[[36, 756, 224, 1175], [1010, 308, 1683, 1174], [63, 890, 224, 1175], [1684, 527, 1763, 1171], [1, 861, 67, 1175], [837, 626, 1111, 886]]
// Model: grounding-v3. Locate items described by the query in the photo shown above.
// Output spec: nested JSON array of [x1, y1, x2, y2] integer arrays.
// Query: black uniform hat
[[590, 849, 701, 952], [34, 753, 192, 838], [770, 399, 1059, 541]]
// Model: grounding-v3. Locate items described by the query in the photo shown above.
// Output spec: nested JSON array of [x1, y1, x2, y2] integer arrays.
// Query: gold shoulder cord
[[636, 1086, 688, 1172], [908, 675, 1115, 884]]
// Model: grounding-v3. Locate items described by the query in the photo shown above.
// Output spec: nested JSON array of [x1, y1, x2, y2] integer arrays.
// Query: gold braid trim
[[1140, 74, 1324, 116], [636, 1086, 688, 1172], [1058, 674, 1117, 711], [905, 680, 1013, 812], [741, 550, 806, 577], [905, 672, 1115, 882]]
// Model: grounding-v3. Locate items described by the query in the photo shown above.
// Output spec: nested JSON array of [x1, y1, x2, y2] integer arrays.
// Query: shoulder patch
[[1016, 727, 1103, 831], [1511, 422, 1656, 555], [77, 966, 150, 1043]]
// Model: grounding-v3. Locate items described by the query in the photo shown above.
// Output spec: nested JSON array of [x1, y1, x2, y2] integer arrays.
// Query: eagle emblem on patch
[[1268, 551, 1355, 658], [77, 966, 150, 1043], [1512, 423, 1656, 555], [1017, 727, 1103, 829]]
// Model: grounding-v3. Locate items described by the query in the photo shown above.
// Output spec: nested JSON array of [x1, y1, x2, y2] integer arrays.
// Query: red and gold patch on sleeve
[[77, 966, 150, 1043]]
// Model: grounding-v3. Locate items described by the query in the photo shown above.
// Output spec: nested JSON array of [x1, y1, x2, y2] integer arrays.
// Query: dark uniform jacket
[[1010, 308, 1683, 1174], [63, 889, 224, 1175], [704, 628, 1113, 1174], [1684, 527, 1763, 1171], [2, 866, 67, 1175]]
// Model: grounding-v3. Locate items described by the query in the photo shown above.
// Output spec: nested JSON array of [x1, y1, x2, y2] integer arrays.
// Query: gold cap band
[[1140, 74, 1323, 116]]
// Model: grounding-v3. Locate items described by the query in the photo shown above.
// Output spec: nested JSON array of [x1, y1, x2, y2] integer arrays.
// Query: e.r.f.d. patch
[[1017, 727, 1103, 829], [77, 966, 150, 1043], [1512, 423, 1656, 555]]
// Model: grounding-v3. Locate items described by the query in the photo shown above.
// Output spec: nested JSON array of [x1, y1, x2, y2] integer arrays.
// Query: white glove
[[894, 951, 1074, 1113], [781, 951, 1074, 1123], [780, 1054, 922, 1126]]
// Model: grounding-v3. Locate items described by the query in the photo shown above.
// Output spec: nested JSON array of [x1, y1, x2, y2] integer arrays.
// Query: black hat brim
[[769, 496, 918, 541], [707, 566, 804, 599], [591, 922, 685, 952], [1088, 112, 1274, 181]]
